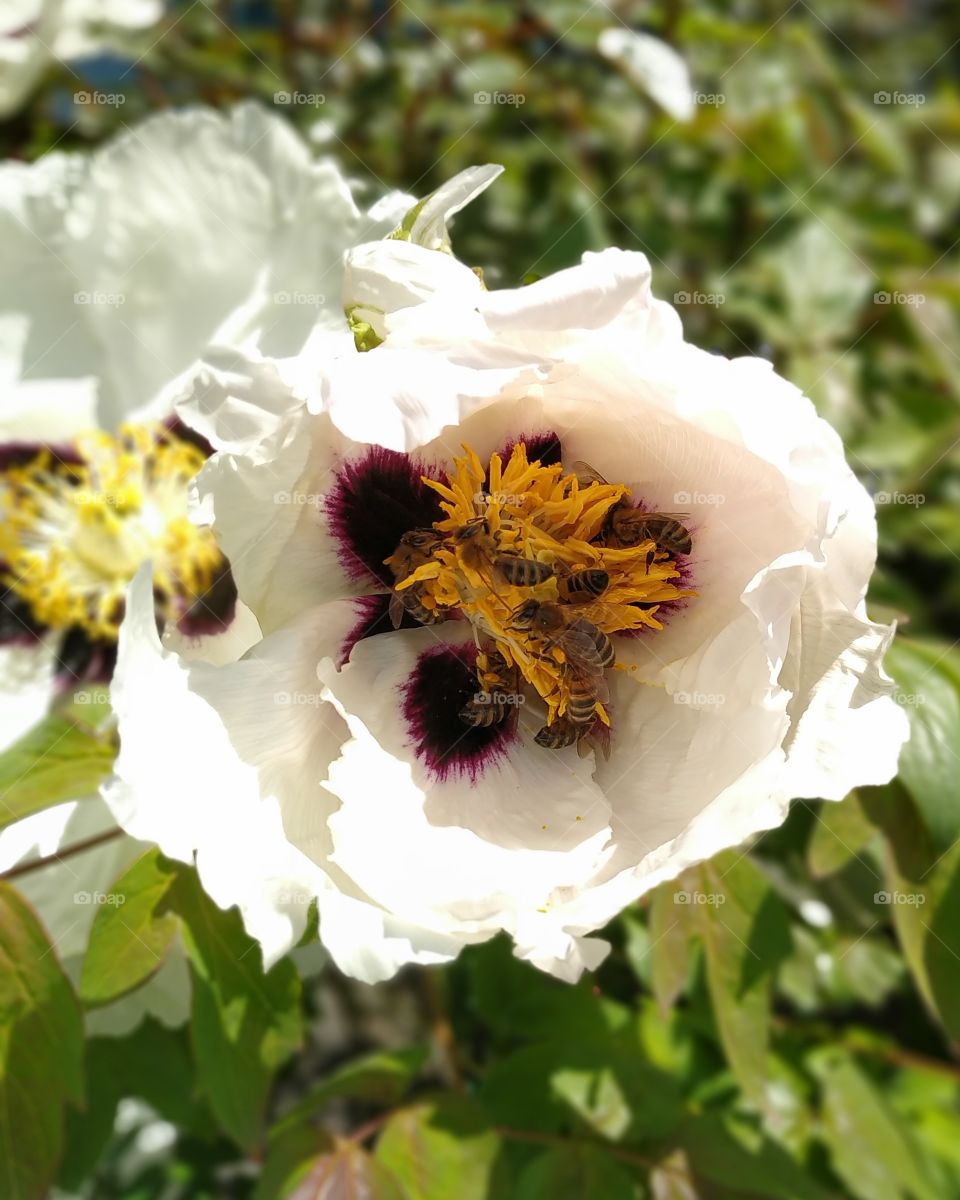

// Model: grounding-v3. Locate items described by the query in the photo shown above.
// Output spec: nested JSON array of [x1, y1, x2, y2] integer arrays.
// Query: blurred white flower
[[598, 27, 695, 122], [0, 0, 164, 119], [105, 176, 907, 984], [0, 103, 411, 1011]]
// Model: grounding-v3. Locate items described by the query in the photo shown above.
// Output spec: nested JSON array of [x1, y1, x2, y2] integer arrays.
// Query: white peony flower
[[105, 177, 909, 984], [0, 0, 164, 119], [0, 103, 410, 1003]]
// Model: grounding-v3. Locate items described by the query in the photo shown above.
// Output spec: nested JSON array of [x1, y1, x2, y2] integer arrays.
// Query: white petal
[[598, 28, 695, 122], [404, 164, 504, 251]]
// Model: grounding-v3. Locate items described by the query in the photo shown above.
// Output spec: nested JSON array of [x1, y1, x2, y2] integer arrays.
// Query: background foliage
[[2, 1, 960, 1196]]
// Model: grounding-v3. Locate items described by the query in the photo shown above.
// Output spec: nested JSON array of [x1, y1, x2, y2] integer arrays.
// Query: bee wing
[[568, 460, 609, 488], [559, 631, 606, 676], [388, 591, 406, 630], [646, 511, 690, 521]]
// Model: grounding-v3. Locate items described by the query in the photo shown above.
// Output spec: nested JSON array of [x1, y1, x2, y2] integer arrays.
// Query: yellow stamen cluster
[[387, 443, 695, 729], [0, 424, 227, 641]]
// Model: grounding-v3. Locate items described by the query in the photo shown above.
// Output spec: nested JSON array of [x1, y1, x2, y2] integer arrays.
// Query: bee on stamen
[[384, 528, 447, 629], [570, 461, 692, 566]]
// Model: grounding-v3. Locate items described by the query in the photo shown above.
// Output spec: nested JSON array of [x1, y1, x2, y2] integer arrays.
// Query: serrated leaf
[[375, 1098, 499, 1200], [79, 849, 180, 1006], [810, 1049, 938, 1200], [514, 1144, 638, 1199], [693, 854, 791, 1103], [0, 882, 85, 1200], [0, 714, 115, 831], [173, 868, 303, 1150]]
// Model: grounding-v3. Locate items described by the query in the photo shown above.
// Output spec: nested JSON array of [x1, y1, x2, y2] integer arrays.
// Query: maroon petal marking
[[0, 578, 47, 646], [175, 564, 238, 638], [497, 430, 563, 469], [53, 628, 117, 689], [401, 643, 517, 783], [0, 441, 84, 474], [163, 416, 214, 459], [339, 595, 425, 667], [325, 447, 445, 588]]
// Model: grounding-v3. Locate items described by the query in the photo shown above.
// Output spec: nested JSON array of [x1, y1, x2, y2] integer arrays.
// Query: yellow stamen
[[0, 424, 227, 641], [405, 442, 696, 731]]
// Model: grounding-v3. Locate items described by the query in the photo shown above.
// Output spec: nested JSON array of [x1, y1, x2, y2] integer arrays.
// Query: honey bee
[[453, 519, 554, 588], [561, 567, 609, 600], [510, 601, 616, 673], [570, 461, 692, 562], [384, 528, 446, 629], [459, 650, 522, 729], [534, 715, 611, 760]]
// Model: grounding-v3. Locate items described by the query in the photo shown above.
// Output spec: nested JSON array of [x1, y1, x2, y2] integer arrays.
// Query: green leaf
[[274, 1047, 428, 1137], [647, 881, 695, 1012], [59, 1020, 213, 1190], [514, 1145, 638, 1199], [375, 1098, 500, 1200], [678, 1112, 834, 1200], [0, 882, 84, 1200], [693, 853, 791, 1102], [79, 849, 180, 1006], [287, 1143, 409, 1200], [884, 639, 960, 855], [173, 868, 303, 1150], [810, 1048, 938, 1200], [807, 794, 878, 879], [0, 714, 115, 831]]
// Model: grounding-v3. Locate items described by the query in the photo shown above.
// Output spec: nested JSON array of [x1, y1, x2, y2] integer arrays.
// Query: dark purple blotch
[[401, 643, 517, 783]]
